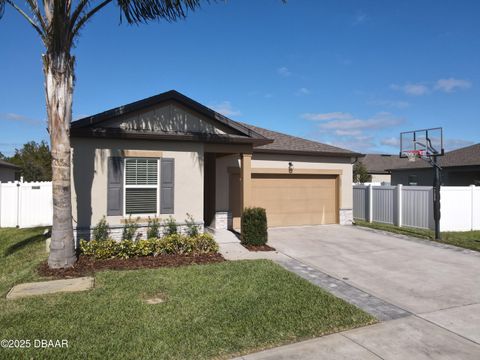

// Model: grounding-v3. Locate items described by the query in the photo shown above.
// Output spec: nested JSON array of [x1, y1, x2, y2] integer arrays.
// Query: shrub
[[92, 216, 110, 241], [80, 233, 218, 259], [241, 207, 268, 246], [147, 217, 160, 239], [163, 216, 178, 236], [185, 213, 200, 237], [122, 216, 139, 241], [194, 233, 219, 253], [80, 239, 118, 259]]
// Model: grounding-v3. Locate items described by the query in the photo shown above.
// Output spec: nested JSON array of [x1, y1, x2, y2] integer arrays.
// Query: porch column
[[240, 153, 252, 211]]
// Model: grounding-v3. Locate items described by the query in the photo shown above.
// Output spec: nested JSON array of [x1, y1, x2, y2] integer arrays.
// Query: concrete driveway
[[239, 225, 480, 359]]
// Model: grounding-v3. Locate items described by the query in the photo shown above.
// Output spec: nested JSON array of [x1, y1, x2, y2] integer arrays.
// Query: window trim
[[123, 157, 160, 217]]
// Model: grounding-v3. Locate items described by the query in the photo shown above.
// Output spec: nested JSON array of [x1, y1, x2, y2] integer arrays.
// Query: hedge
[[80, 233, 218, 260], [241, 207, 268, 246]]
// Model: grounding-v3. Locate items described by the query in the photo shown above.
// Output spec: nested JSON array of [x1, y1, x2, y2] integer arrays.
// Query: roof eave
[[70, 128, 273, 146], [253, 148, 362, 158]]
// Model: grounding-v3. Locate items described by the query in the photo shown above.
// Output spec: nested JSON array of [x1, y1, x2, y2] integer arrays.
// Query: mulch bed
[[242, 244, 276, 252], [37, 253, 225, 279]]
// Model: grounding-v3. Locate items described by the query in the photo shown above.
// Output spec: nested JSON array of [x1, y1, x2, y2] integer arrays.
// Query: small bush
[[241, 207, 268, 246], [163, 216, 178, 236], [92, 216, 110, 241], [185, 213, 200, 237], [122, 216, 139, 241], [80, 239, 118, 259], [80, 233, 218, 259], [147, 217, 160, 239]]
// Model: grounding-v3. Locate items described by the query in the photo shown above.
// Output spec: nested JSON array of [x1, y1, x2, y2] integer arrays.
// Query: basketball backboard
[[400, 127, 444, 160]]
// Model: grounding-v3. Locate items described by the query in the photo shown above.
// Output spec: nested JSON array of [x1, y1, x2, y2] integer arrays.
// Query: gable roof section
[[71, 90, 360, 157], [71, 90, 270, 146], [360, 154, 411, 174], [0, 159, 20, 169], [390, 143, 480, 171], [240, 123, 360, 157]]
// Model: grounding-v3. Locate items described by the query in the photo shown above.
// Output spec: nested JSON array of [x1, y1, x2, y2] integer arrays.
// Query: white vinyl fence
[[353, 184, 480, 232], [0, 181, 52, 228]]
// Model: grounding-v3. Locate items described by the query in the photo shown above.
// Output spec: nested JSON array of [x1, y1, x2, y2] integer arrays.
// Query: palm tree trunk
[[44, 51, 77, 268]]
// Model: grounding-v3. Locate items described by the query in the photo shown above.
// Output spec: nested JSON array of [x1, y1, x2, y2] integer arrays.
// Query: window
[[124, 158, 159, 215], [408, 175, 418, 186]]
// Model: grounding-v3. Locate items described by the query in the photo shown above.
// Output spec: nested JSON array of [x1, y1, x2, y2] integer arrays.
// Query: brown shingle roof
[[391, 143, 480, 170], [240, 123, 360, 157], [360, 154, 411, 174]]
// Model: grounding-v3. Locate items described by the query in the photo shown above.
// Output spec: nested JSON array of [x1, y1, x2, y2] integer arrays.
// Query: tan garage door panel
[[230, 173, 339, 228]]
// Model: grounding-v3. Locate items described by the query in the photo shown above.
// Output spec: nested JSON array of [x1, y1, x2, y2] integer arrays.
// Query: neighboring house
[[390, 143, 480, 186], [358, 154, 410, 184], [0, 159, 20, 182], [70, 90, 360, 240]]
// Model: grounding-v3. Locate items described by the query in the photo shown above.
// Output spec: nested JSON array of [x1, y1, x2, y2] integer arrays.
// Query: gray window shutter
[[160, 158, 175, 214], [107, 157, 123, 216]]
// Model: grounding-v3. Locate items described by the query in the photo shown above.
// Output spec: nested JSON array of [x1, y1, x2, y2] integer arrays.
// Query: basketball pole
[[432, 155, 442, 241]]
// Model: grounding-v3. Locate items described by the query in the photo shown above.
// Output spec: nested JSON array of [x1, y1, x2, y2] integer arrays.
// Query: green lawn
[[0, 227, 375, 359], [355, 220, 480, 252]]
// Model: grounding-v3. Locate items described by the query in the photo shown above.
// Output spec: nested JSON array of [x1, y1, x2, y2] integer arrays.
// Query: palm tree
[[0, 0, 210, 268]]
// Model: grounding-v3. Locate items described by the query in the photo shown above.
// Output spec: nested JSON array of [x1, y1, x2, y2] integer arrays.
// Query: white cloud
[[305, 111, 405, 153], [380, 137, 400, 147], [391, 83, 429, 96], [1, 112, 43, 125], [209, 101, 241, 117], [295, 87, 310, 96], [353, 11, 368, 25], [444, 138, 474, 151], [318, 112, 404, 131], [335, 129, 362, 136], [369, 99, 410, 109], [302, 112, 353, 121], [434, 78, 472, 93], [277, 66, 291, 77]]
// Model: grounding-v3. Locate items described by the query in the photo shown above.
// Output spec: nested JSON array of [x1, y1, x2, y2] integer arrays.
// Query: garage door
[[230, 173, 339, 228]]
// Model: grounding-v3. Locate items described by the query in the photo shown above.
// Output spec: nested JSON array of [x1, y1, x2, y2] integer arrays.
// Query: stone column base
[[212, 211, 232, 230], [339, 209, 353, 225]]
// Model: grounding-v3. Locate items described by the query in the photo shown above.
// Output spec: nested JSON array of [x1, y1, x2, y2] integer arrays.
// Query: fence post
[[471, 185, 476, 231], [16, 181, 21, 228], [396, 184, 403, 227], [367, 184, 373, 223]]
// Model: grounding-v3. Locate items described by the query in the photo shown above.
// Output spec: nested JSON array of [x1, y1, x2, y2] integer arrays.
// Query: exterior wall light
[[288, 162, 294, 173]]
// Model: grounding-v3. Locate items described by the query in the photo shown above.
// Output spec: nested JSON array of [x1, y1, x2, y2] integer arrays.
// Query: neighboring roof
[[0, 159, 20, 170], [71, 90, 359, 157], [390, 143, 480, 171], [360, 154, 411, 174], [240, 123, 360, 157]]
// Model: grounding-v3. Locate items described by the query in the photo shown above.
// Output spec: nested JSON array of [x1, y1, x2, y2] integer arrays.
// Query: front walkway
[[218, 225, 480, 359]]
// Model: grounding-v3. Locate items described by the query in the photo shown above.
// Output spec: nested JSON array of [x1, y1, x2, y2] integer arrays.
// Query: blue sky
[[1, 0, 479, 156]]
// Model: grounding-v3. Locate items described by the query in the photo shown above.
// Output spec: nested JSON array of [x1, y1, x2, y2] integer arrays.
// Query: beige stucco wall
[[215, 152, 354, 212], [71, 137, 204, 230], [371, 173, 391, 183]]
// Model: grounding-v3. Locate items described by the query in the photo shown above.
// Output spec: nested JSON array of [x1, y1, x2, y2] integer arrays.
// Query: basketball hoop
[[404, 150, 424, 162]]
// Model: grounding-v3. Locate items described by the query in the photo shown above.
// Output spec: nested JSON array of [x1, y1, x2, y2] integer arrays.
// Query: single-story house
[[0, 159, 20, 182], [358, 154, 410, 184], [390, 143, 480, 186], [70, 90, 360, 239]]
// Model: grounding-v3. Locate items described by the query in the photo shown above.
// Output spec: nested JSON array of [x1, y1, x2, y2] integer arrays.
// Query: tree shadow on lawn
[[4, 232, 49, 256]]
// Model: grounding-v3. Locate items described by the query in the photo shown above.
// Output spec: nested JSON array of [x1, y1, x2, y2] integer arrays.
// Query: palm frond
[[0, 0, 6, 18], [117, 0, 206, 24]]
